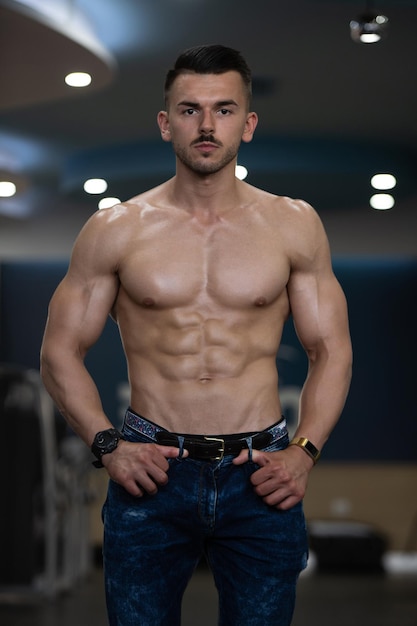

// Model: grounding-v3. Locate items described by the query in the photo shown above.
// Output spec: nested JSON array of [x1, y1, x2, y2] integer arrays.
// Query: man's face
[[158, 71, 257, 176]]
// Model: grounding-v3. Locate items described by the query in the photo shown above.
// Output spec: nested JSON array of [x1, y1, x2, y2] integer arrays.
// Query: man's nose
[[199, 110, 215, 135]]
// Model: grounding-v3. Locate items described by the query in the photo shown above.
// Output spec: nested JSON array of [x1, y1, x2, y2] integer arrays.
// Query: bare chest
[[117, 217, 290, 310]]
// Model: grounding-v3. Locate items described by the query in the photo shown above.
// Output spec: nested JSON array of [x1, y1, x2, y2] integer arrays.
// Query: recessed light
[[99, 197, 121, 209], [84, 178, 108, 194], [350, 12, 388, 44], [235, 165, 248, 180], [371, 173, 396, 190], [0, 181, 17, 197], [370, 193, 395, 210], [65, 72, 92, 88]]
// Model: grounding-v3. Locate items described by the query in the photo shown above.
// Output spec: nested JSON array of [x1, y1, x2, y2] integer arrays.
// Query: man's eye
[[185, 109, 197, 115], [219, 109, 230, 115]]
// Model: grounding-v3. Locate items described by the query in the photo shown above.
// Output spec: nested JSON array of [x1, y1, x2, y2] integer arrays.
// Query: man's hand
[[233, 445, 314, 510], [102, 440, 188, 497]]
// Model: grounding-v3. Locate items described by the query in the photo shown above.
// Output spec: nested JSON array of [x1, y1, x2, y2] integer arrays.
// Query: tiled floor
[[0, 565, 416, 626]]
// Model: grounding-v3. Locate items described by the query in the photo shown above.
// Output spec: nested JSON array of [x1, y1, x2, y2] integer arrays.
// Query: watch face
[[93, 429, 120, 455], [304, 441, 315, 453], [96, 431, 115, 447]]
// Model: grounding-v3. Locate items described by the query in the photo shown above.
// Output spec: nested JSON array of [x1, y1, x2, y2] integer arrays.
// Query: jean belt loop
[[245, 436, 254, 462], [177, 435, 185, 459]]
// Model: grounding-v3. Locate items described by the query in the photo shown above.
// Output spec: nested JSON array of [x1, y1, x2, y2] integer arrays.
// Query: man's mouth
[[192, 135, 222, 148]]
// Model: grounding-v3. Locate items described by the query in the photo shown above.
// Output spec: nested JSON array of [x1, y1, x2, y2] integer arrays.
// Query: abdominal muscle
[[116, 295, 287, 435]]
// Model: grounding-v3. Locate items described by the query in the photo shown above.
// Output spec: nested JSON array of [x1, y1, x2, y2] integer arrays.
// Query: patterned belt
[[124, 408, 287, 461]]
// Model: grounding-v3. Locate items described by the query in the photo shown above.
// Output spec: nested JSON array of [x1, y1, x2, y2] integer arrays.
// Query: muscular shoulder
[[74, 203, 125, 255], [249, 187, 330, 269], [250, 186, 325, 240], [67, 202, 136, 280], [72, 192, 160, 268], [280, 197, 332, 273], [259, 191, 318, 225], [278, 196, 324, 240]]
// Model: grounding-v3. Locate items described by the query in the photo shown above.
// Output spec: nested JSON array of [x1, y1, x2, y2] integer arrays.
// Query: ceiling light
[[235, 165, 248, 180], [0, 181, 17, 197], [371, 173, 396, 190], [98, 197, 121, 209], [350, 10, 388, 44], [84, 178, 108, 194], [370, 193, 395, 210], [65, 72, 92, 88]]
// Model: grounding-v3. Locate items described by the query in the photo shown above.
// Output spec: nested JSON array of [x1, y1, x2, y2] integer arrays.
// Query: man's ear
[[241, 111, 258, 144], [157, 111, 171, 142]]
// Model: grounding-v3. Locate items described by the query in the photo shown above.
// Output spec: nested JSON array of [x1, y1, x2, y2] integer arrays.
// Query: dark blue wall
[[1, 257, 416, 461]]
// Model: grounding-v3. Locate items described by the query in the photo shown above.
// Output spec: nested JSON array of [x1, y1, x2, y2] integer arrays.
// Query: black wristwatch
[[91, 428, 123, 468]]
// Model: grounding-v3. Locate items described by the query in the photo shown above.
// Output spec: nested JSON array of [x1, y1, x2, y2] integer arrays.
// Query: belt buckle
[[204, 436, 225, 460]]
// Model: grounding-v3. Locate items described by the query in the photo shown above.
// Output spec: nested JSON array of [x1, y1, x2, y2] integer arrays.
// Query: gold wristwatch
[[289, 437, 321, 464]]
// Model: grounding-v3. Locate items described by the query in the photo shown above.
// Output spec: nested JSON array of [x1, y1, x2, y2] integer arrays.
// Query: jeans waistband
[[124, 408, 288, 461]]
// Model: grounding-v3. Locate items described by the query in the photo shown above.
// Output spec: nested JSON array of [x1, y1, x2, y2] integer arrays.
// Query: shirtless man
[[41, 45, 352, 626]]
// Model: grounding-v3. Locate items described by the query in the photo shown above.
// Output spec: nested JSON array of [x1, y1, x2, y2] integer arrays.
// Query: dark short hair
[[164, 44, 252, 106]]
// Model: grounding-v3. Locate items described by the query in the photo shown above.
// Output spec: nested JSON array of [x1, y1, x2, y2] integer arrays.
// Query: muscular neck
[[170, 161, 243, 217]]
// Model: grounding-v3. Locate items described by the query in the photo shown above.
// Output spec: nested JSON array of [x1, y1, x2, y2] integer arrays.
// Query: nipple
[[254, 296, 267, 307], [142, 297, 155, 307]]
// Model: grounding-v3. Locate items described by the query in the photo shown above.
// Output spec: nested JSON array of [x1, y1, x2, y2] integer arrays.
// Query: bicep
[[43, 214, 122, 356], [288, 269, 349, 356], [44, 271, 119, 357], [286, 209, 350, 355], [40, 211, 126, 429]]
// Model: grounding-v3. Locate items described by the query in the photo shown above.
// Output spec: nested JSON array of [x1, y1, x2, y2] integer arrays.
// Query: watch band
[[289, 437, 321, 464]]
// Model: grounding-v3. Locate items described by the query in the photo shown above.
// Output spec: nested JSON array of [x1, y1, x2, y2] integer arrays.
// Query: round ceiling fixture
[[83, 178, 108, 194], [350, 10, 388, 44], [65, 72, 92, 88], [0, 181, 17, 197]]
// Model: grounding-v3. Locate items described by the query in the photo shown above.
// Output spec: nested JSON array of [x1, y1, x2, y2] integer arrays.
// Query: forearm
[[40, 350, 113, 447], [294, 346, 352, 451]]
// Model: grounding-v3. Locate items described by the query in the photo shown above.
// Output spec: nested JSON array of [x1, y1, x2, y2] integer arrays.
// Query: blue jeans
[[102, 415, 308, 626]]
